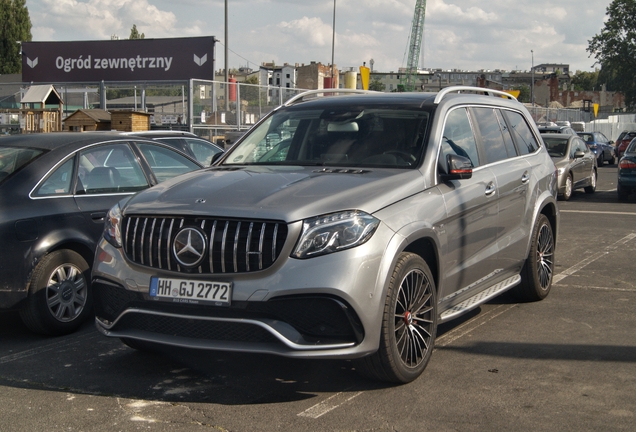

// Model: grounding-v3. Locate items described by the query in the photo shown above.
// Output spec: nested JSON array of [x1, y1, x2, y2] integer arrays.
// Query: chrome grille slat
[[246, 222, 254, 272], [221, 221, 229, 273], [233, 222, 241, 273], [158, 219, 166, 269], [122, 216, 287, 275], [148, 219, 157, 267], [209, 221, 217, 273], [259, 223, 266, 270], [132, 218, 140, 262], [166, 219, 175, 271], [140, 218, 148, 265]]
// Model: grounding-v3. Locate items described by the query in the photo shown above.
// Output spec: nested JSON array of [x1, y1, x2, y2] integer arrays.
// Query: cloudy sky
[[27, 0, 612, 74]]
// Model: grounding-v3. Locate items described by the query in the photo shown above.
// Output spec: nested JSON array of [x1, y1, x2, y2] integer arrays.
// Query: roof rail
[[434, 86, 518, 104], [284, 89, 376, 106]]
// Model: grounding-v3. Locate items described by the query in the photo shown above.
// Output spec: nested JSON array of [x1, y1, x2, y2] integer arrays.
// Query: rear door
[[74, 142, 150, 241], [471, 107, 533, 273]]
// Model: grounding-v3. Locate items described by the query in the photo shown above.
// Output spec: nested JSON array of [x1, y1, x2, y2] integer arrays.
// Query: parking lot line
[[297, 389, 364, 418], [552, 233, 636, 285], [560, 209, 636, 216]]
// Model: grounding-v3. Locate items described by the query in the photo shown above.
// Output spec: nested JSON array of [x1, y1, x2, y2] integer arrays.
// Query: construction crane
[[399, 0, 427, 92]]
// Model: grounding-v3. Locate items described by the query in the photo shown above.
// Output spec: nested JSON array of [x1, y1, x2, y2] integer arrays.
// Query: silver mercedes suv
[[92, 87, 558, 383]]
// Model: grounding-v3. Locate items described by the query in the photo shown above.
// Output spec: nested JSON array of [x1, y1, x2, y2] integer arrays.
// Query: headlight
[[104, 202, 123, 248], [292, 210, 380, 259]]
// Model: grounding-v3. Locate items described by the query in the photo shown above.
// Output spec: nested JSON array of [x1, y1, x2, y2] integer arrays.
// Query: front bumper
[[92, 222, 396, 359]]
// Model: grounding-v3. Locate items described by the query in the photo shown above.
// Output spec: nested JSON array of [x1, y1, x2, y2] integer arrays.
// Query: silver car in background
[[92, 87, 559, 383], [542, 133, 597, 200]]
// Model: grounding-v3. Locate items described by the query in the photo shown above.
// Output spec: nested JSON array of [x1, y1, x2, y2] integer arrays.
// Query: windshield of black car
[[222, 107, 430, 168], [0, 146, 46, 183]]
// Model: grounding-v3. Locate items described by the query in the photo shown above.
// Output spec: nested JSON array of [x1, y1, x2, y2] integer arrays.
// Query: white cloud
[[26, 0, 611, 73]]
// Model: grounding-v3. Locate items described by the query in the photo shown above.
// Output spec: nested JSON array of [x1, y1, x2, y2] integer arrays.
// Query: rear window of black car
[[0, 146, 46, 183]]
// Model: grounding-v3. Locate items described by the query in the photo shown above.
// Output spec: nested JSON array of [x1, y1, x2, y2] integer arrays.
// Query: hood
[[123, 165, 426, 222]]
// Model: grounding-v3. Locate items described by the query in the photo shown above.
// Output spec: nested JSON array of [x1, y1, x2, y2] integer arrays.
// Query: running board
[[439, 275, 521, 323]]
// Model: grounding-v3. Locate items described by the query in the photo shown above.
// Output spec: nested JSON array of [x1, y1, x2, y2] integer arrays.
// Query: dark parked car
[[92, 87, 559, 383], [615, 131, 636, 160], [0, 132, 203, 335], [126, 131, 224, 166], [617, 138, 636, 201], [542, 133, 597, 200], [537, 125, 577, 135], [578, 131, 616, 166]]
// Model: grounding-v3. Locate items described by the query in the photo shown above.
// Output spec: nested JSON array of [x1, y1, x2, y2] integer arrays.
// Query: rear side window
[[441, 108, 479, 168], [503, 110, 539, 155], [471, 107, 509, 164], [0, 146, 45, 183]]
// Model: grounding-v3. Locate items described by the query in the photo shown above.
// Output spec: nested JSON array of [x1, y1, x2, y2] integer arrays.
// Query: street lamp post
[[531, 50, 534, 107], [331, 0, 336, 88]]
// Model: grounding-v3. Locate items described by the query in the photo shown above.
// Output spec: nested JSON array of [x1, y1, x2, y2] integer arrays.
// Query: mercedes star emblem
[[173, 227, 206, 267]]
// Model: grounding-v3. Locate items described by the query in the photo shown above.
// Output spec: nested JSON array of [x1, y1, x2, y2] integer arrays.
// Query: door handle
[[521, 171, 530, 183], [91, 212, 106, 222], [485, 181, 496, 196]]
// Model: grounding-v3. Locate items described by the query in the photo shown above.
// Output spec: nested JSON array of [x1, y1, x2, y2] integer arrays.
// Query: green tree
[[0, 0, 32, 74], [511, 84, 530, 103], [129, 24, 144, 40], [571, 70, 599, 91], [588, 0, 636, 109], [368, 77, 386, 92]]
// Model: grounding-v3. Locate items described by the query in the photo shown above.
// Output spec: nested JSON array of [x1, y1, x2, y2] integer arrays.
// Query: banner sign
[[22, 36, 216, 82]]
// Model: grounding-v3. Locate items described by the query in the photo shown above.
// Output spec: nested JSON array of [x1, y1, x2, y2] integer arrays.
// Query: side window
[[185, 138, 223, 166], [503, 110, 539, 155], [78, 144, 149, 194], [471, 107, 508, 164], [34, 157, 75, 196], [137, 143, 201, 183], [495, 110, 518, 158], [441, 108, 479, 168]]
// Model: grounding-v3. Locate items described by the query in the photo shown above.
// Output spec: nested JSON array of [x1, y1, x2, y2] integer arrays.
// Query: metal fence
[[3, 79, 634, 143], [527, 106, 594, 124]]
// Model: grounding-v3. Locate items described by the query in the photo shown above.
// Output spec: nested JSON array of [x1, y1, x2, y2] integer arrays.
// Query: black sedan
[[0, 132, 203, 335]]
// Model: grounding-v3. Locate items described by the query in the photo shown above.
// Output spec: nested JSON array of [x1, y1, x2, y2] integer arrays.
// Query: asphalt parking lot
[[1, 164, 634, 432]]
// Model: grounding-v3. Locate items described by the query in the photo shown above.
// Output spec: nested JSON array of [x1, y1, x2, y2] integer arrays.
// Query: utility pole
[[331, 0, 336, 88], [225, 0, 229, 110], [531, 50, 534, 107]]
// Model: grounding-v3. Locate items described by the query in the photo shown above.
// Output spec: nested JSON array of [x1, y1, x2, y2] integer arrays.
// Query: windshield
[[0, 146, 46, 183], [222, 107, 430, 168], [543, 137, 568, 157]]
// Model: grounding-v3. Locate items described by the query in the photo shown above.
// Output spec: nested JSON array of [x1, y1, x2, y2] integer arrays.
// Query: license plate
[[149, 277, 232, 306]]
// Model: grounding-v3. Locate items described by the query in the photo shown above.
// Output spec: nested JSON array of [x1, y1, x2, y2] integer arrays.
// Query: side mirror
[[210, 151, 224, 165], [441, 154, 473, 181], [573, 150, 585, 159]]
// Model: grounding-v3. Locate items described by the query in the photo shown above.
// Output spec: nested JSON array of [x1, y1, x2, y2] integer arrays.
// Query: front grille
[[122, 216, 288, 274]]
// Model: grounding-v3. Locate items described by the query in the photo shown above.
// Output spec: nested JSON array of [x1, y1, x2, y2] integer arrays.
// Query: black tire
[[514, 214, 554, 302], [561, 174, 573, 201], [584, 169, 597, 194], [597, 155, 604, 166], [120, 338, 161, 352], [354, 253, 437, 383], [19, 250, 92, 336], [618, 184, 629, 201]]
